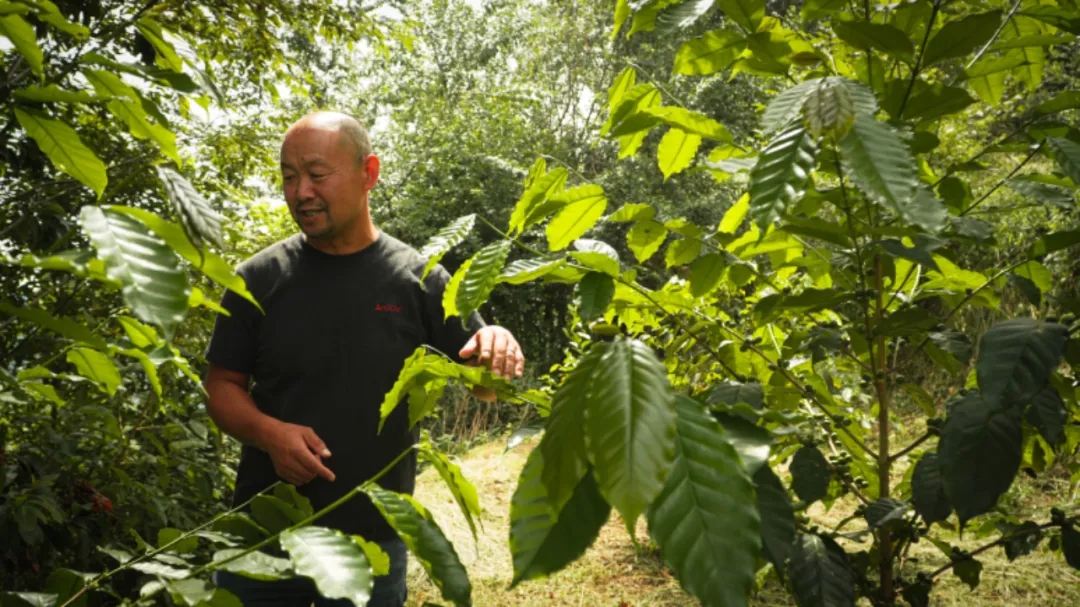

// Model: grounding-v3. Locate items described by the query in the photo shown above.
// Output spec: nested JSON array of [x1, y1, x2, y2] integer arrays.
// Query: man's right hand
[[259, 421, 336, 485]]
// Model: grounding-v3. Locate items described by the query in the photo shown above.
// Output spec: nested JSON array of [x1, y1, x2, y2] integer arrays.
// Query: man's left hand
[[459, 325, 525, 381]]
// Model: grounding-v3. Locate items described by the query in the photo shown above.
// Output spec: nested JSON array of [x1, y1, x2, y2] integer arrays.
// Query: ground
[[404, 439, 1080, 607]]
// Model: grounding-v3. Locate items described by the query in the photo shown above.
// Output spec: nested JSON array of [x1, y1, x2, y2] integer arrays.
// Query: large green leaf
[[0, 593, 59, 607], [211, 549, 291, 581], [1005, 178, 1074, 208], [0, 303, 107, 350], [280, 526, 374, 607], [45, 569, 85, 607], [451, 240, 511, 326], [761, 78, 819, 136], [1035, 91, 1080, 115], [583, 338, 677, 532], [646, 396, 760, 607], [546, 187, 608, 251], [655, 0, 715, 34], [0, 14, 42, 75], [749, 125, 817, 228], [1025, 384, 1066, 446], [922, 11, 1002, 66], [754, 466, 796, 573], [79, 206, 189, 338], [365, 487, 471, 607], [803, 78, 855, 139], [602, 83, 661, 137], [789, 445, 830, 504], [508, 168, 567, 235], [13, 84, 104, 103], [689, 253, 727, 297], [417, 444, 482, 541], [657, 128, 702, 179], [626, 219, 668, 263], [83, 70, 180, 165], [108, 206, 260, 312], [136, 18, 183, 72], [156, 167, 223, 250], [1046, 137, 1080, 184], [509, 449, 610, 586], [673, 28, 746, 76], [498, 258, 566, 285], [577, 272, 615, 321], [67, 347, 121, 396], [788, 533, 856, 607], [902, 83, 976, 121], [540, 343, 602, 509], [642, 106, 733, 142], [607, 67, 637, 110], [15, 108, 107, 198], [832, 20, 914, 62], [939, 393, 1023, 523], [911, 452, 952, 524], [975, 319, 1068, 409], [837, 114, 918, 217], [716, 0, 764, 32], [418, 215, 476, 281]]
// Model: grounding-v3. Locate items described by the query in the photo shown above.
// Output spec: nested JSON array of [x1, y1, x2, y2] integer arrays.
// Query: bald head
[[285, 111, 372, 163]]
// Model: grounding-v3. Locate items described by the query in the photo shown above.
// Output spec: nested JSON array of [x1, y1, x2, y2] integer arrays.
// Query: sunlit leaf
[[15, 108, 108, 198], [419, 215, 477, 281], [749, 125, 817, 228], [280, 526, 374, 606]]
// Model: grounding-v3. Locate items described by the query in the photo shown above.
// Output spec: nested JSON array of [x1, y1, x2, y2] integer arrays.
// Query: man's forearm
[[205, 380, 281, 451]]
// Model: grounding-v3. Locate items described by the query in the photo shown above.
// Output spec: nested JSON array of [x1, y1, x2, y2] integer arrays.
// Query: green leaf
[[922, 11, 1002, 66], [1046, 138, 1080, 184], [903, 83, 976, 121], [1025, 384, 1066, 446], [689, 253, 727, 297], [657, 128, 702, 179], [250, 495, 305, 533], [156, 167, 223, 250], [761, 78, 820, 136], [673, 28, 746, 76], [1035, 91, 1080, 115], [79, 207, 189, 338], [66, 347, 121, 396], [789, 533, 856, 607], [108, 206, 260, 312], [749, 125, 817, 228], [583, 338, 677, 532], [417, 444, 482, 541], [212, 513, 269, 545], [708, 381, 765, 411], [1030, 229, 1080, 257], [837, 114, 918, 217], [508, 168, 567, 235], [754, 466, 796, 573], [864, 498, 908, 529], [627, 219, 668, 263], [83, 70, 180, 165], [509, 449, 610, 586], [998, 521, 1043, 561], [0, 303, 107, 350], [790, 445, 831, 503], [45, 569, 85, 607], [608, 67, 637, 110], [953, 557, 983, 590], [832, 21, 914, 62], [0, 14, 42, 75], [939, 393, 1023, 523], [157, 528, 199, 553], [1006, 178, 1074, 208], [0, 595, 58, 607], [929, 331, 973, 365], [1020, 6, 1080, 34], [15, 108, 108, 198], [879, 239, 939, 272], [655, 0, 716, 34], [451, 240, 511, 325], [364, 487, 471, 607], [716, 0, 764, 32], [803, 78, 856, 139], [539, 342, 595, 509], [1062, 523, 1080, 570], [419, 215, 477, 282], [665, 238, 702, 268], [911, 452, 952, 524], [602, 83, 661, 137], [280, 526, 374, 606], [211, 549, 291, 581], [546, 188, 608, 251], [642, 106, 732, 142], [608, 203, 656, 223], [646, 396, 760, 607], [274, 484, 314, 516], [135, 18, 183, 72], [577, 272, 615, 321], [498, 258, 566, 285], [13, 84, 104, 103], [976, 319, 1069, 409], [801, 0, 845, 21]]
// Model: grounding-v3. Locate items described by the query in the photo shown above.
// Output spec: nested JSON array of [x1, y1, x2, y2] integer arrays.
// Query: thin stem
[[959, 142, 1045, 217], [889, 431, 932, 462], [883, 264, 919, 311], [961, 0, 1022, 72], [926, 518, 1073, 579], [873, 255, 895, 602], [896, 0, 941, 120]]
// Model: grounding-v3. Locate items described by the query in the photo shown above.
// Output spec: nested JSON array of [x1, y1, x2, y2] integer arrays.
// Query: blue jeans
[[214, 538, 408, 607]]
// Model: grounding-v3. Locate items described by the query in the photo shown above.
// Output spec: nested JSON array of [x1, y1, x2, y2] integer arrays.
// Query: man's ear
[[363, 155, 380, 191]]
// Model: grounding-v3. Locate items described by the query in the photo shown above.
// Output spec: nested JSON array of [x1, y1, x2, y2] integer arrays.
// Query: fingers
[[511, 339, 525, 379], [303, 428, 332, 458], [458, 333, 479, 360], [490, 329, 508, 379]]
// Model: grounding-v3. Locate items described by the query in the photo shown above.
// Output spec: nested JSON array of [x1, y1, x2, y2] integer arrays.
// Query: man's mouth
[[298, 208, 324, 218]]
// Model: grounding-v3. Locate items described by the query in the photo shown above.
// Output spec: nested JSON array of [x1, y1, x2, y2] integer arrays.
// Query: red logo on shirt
[[375, 304, 403, 313]]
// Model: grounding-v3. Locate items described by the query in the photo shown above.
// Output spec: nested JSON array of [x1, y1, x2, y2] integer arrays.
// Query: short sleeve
[[423, 264, 485, 363], [205, 283, 262, 375]]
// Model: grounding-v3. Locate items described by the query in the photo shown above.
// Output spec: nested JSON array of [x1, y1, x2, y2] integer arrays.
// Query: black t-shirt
[[205, 232, 483, 541]]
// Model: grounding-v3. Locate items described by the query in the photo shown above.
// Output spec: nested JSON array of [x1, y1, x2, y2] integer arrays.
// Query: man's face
[[279, 126, 374, 240]]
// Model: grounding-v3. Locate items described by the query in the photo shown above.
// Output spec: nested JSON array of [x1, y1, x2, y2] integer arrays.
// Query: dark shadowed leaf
[[44, 569, 85, 607], [953, 558, 983, 590], [1062, 523, 1080, 569], [922, 11, 1002, 65], [790, 445, 831, 504], [976, 319, 1068, 409], [930, 331, 973, 365], [540, 341, 600, 508], [997, 521, 1044, 561], [838, 115, 918, 220], [789, 533, 856, 607], [912, 452, 952, 524], [754, 466, 796, 574], [577, 272, 615, 321], [1025, 384, 1067, 446], [647, 396, 760, 607], [15, 108, 107, 197]]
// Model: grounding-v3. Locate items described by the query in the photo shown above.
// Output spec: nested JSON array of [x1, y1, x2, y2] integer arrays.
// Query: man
[[204, 111, 524, 606]]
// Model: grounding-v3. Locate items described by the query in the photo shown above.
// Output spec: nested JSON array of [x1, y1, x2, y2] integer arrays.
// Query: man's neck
[[304, 222, 381, 256]]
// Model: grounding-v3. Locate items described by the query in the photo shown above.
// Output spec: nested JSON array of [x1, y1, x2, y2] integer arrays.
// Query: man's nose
[[295, 175, 318, 201]]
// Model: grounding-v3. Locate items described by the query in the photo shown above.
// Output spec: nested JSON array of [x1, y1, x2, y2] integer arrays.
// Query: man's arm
[[205, 365, 336, 485]]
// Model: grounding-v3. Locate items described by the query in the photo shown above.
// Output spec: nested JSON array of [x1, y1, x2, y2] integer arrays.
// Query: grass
[[404, 436, 1080, 606]]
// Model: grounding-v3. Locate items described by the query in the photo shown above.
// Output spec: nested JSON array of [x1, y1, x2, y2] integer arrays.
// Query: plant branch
[[896, 0, 941, 120], [962, 0, 1022, 72], [959, 142, 1045, 217], [889, 431, 932, 462], [926, 517, 1076, 580]]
